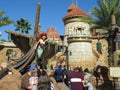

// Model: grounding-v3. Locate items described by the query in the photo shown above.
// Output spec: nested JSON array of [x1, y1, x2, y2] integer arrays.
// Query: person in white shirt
[[83, 68, 94, 90]]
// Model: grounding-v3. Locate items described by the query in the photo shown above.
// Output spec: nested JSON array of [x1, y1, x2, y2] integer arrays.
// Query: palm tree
[[91, 0, 120, 29], [0, 10, 12, 27], [14, 18, 32, 34]]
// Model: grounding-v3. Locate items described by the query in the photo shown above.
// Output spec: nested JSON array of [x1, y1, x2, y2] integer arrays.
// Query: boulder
[[0, 68, 22, 90]]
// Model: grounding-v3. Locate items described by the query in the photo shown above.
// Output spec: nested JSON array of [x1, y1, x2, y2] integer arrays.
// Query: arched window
[[6, 49, 13, 57], [96, 40, 102, 54], [6, 49, 13, 62]]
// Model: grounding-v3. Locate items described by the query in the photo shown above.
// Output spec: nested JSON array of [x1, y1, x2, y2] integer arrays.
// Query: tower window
[[118, 42, 120, 50], [115, 36, 120, 41], [69, 51, 72, 56], [96, 40, 102, 54], [78, 27, 82, 30]]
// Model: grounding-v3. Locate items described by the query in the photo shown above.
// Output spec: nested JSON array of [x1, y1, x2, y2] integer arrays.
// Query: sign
[[110, 67, 120, 77]]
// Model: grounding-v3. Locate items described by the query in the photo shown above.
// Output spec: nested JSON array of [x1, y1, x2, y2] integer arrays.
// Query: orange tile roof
[[47, 27, 61, 41], [63, 5, 88, 20], [67, 3, 76, 12]]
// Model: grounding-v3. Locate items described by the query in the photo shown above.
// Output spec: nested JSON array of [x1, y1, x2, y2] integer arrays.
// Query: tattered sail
[[6, 30, 33, 54]]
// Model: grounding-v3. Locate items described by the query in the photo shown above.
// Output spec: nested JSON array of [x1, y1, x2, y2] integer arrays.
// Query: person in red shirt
[[69, 67, 84, 90]]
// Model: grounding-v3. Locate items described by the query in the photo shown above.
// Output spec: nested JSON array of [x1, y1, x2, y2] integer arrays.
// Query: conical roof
[[63, 4, 88, 21]]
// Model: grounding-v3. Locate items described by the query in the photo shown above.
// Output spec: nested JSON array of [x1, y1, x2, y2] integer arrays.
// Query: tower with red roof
[[63, 1, 94, 69]]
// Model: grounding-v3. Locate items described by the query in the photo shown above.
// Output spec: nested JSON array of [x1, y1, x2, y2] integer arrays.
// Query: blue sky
[[0, 0, 98, 40]]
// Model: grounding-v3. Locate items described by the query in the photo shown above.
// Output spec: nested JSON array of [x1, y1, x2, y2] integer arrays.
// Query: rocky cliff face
[[0, 68, 22, 90], [47, 52, 66, 69]]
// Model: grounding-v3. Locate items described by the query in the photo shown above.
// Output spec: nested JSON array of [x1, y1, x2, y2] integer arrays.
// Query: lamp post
[[66, 47, 69, 70]]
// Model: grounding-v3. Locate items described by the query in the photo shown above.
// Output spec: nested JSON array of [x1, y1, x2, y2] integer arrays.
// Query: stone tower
[[63, 2, 94, 69]]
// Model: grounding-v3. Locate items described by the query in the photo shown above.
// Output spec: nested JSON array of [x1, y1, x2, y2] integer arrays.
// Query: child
[[29, 70, 38, 90]]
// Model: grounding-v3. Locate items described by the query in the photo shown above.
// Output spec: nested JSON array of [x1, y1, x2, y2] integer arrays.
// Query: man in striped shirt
[[69, 67, 84, 90]]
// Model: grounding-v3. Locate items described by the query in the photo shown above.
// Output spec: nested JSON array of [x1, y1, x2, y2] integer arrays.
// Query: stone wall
[[68, 42, 94, 69]]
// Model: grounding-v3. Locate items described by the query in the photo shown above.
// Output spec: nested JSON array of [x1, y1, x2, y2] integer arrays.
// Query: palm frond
[[0, 17, 13, 27], [91, 0, 120, 29], [0, 10, 13, 27], [0, 10, 5, 18]]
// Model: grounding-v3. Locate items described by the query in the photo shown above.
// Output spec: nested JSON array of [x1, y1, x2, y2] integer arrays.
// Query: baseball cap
[[29, 65, 37, 71]]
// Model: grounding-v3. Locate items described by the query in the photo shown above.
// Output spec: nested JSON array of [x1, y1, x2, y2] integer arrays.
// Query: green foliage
[[80, 16, 95, 24], [90, 0, 120, 29], [117, 53, 120, 60], [0, 10, 13, 27], [14, 18, 32, 34]]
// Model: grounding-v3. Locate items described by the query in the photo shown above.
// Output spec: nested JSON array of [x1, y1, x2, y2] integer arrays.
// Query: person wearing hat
[[69, 67, 84, 90], [29, 69, 38, 90], [21, 65, 37, 90]]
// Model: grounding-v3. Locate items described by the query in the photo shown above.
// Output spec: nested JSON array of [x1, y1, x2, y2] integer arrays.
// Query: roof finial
[[76, 0, 78, 7], [72, 0, 74, 4]]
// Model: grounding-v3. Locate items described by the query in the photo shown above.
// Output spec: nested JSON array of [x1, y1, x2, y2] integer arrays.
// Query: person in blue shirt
[[54, 63, 64, 83]]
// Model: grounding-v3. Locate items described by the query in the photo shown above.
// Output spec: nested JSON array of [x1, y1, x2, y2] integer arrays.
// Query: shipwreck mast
[[34, 2, 41, 41]]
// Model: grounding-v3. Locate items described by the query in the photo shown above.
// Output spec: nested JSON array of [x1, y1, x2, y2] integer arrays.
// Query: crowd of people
[[54, 63, 95, 90], [0, 32, 97, 90], [20, 63, 95, 90]]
